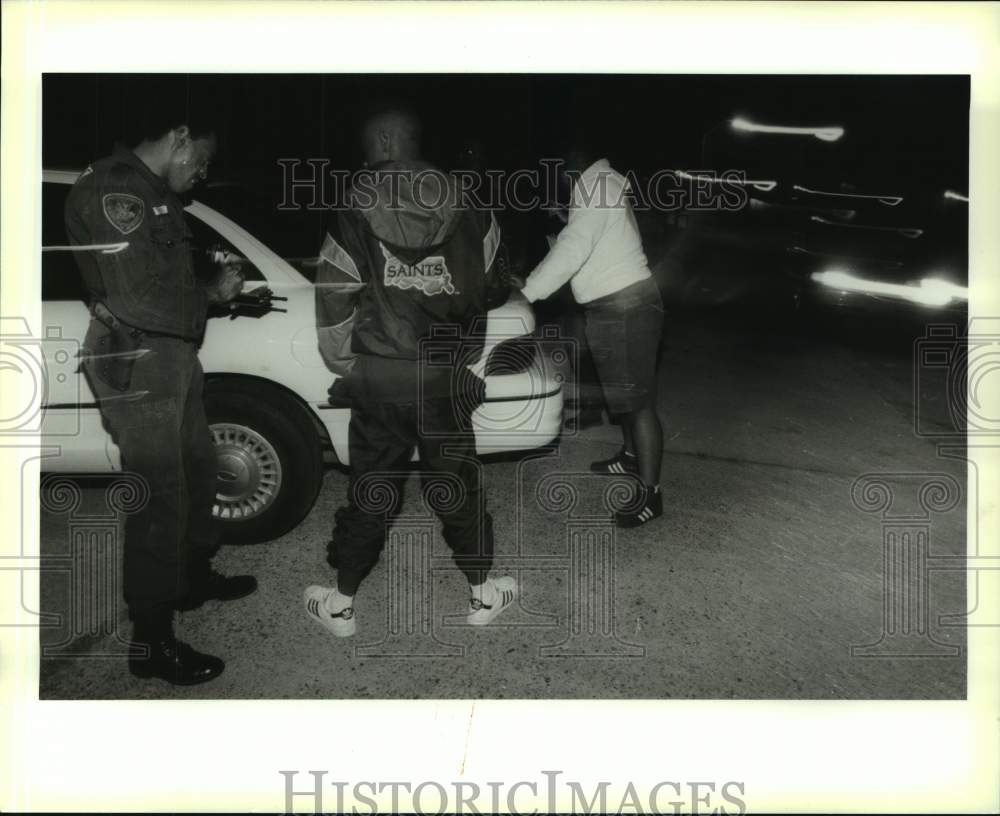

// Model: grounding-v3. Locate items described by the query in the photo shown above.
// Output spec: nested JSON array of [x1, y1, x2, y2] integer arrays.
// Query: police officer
[[65, 107, 257, 685]]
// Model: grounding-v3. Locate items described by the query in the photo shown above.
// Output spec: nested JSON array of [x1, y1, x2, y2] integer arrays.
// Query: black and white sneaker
[[303, 585, 356, 638], [467, 577, 518, 626], [615, 486, 663, 528], [590, 448, 639, 476]]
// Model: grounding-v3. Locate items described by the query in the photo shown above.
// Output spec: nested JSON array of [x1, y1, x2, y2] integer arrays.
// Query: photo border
[[2, 1, 997, 813]]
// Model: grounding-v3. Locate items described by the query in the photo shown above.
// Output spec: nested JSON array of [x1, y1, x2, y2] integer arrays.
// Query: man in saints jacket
[[305, 107, 517, 637]]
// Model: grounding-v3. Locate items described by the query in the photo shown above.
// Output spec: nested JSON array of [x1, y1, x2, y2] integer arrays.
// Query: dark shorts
[[584, 277, 664, 415]]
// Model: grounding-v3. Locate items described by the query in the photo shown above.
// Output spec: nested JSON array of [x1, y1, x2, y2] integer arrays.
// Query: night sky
[[42, 73, 969, 291], [43, 74, 968, 183]]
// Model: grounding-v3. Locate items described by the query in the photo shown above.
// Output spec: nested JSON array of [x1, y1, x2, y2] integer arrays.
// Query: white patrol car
[[39, 170, 563, 543]]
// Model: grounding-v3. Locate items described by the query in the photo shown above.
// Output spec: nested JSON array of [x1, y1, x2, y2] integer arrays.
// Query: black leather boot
[[176, 566, 258, 611], [129, 614, 224, 686]]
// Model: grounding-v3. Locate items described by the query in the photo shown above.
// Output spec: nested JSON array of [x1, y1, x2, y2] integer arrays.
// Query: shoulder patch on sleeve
[[483, 212, 500, 275], [102, 193, 145, 235]]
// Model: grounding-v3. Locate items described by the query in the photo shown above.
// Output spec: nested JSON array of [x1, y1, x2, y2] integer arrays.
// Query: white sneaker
[[467, 576, 517, 626], [303, 585, 356, 638]]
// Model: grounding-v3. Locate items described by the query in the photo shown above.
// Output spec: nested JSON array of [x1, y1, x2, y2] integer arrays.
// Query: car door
[[40, 179, 119, 471]]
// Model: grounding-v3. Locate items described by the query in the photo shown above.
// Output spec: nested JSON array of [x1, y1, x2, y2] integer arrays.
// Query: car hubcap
[[210, 422, 282, 521]]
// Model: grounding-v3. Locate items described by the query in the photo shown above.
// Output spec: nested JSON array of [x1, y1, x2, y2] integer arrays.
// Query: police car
[[40, 170, 564, 543]]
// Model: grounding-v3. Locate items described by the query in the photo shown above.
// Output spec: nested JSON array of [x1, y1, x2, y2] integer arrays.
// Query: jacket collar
[[111, 144, 169, 193]]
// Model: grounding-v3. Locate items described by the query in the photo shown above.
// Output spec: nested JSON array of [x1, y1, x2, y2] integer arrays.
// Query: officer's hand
[[508, 274, 526, 291], [208, 265, 245, 304]]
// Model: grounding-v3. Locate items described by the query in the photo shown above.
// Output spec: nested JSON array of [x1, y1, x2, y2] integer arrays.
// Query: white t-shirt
[[522, 158, 652, 305]]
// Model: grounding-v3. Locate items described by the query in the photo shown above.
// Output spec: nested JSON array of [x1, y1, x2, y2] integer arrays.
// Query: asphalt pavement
[[38, 304, 967, 699]]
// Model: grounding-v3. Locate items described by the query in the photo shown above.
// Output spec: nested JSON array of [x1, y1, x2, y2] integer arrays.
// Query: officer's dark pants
[[82, 321, 219, 632], [329, 395, 494, 596]]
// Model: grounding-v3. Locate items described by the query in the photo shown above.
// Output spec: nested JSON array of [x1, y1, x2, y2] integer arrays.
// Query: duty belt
[[91, 301, 126, 331], [90, 301, 194, 344]]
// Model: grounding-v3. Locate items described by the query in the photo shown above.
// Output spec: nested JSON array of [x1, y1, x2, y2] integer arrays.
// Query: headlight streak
[[730, 117, 844, 142], [792, 185, 903, 206], [810, 215, 923, 238], [750, 199, 856, 219], [675, 170, 777, 192], [812, 269, 968, 307], [787, 245, 904, 267], [943, 190, 969, 203]]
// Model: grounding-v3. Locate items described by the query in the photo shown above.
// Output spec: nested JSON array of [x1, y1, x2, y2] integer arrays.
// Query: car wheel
[[203, 380, 324, 544]]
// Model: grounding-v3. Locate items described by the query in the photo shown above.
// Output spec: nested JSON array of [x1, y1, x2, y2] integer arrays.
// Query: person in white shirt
[[514, 147, 665, 527]]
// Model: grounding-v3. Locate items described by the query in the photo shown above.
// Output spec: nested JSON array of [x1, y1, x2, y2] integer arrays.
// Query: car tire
[[203, 380, 324, 544]]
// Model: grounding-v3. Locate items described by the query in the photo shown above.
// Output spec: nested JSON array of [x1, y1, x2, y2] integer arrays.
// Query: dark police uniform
[[315, 160, 508, 595], [65, 146, 218, 636]]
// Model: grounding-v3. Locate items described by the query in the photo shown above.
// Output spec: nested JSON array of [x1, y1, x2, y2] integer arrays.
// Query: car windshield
[[191, 180, 328, 281]]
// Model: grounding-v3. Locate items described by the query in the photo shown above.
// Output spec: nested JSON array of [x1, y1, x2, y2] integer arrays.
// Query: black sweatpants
[[329, 392, 494, 596]]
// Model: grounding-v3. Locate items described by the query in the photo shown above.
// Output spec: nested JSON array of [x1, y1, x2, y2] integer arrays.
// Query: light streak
[[676, 170, 777, 192], [812, 269, 968, 307], [793, 185, 902, 206], [731, 117, 844, 142], [810, 215, 922, 238], [787, 246, 903, 267], [751, 200, 855, 219]]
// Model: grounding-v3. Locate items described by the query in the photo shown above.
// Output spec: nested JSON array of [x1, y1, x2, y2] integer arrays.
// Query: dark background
[[43, 73, 969, 315], [43, 73, 969, 183], [39, 75, 972, 702]]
